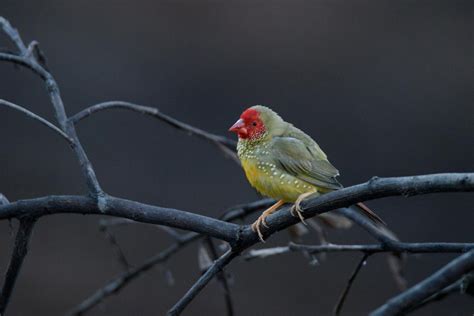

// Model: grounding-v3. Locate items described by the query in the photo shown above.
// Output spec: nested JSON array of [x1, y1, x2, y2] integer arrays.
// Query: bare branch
[[244, 246, 290, 260], [0, 99, 74, 144], [370, 249, 474, 316], [337, 207, 408, 290], [167, 249, 237, 316], [65, 232, 199, 316], [236, 173, 474, 245], [67, 199, 269, 315], [0, 219, 36, 315], [0, 173, 472, 244], [244, 242, 474, 260], [0, 195, 240, 242], [69, 101, 238, 161], [334, 253, 370, 316], [204, 238, 234, 316], [0, 52, 47, 78], [0, 16, 102, 197]]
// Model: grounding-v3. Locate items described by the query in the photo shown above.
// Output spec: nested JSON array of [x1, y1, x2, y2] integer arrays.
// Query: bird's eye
[[252, 121, 257, 126]]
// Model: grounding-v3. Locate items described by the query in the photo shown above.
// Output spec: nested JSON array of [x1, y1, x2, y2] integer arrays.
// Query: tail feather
[[355, 202, 387, 226]]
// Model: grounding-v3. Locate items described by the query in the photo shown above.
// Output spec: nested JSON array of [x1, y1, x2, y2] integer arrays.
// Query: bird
[[229, 105, 386, 242]]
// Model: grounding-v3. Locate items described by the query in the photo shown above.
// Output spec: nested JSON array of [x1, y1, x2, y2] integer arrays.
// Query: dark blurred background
[[0, 0, 473, 315]]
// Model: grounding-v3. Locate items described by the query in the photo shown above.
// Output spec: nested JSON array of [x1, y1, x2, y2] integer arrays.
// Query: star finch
[[229, 105, 386, 242]]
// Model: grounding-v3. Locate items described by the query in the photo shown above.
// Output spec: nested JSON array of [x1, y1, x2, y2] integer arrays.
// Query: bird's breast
[[240, 157, 316, 203]]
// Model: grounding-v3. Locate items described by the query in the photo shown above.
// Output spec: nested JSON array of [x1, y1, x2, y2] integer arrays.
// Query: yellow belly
[[241, 158, 321, 202]]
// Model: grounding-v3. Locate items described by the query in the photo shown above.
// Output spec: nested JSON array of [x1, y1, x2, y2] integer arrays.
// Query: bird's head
[[229, 105, 284, 141]]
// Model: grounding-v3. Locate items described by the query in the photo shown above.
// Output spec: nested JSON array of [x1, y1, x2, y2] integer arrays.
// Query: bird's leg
[[291, 191, 319, 225], [251, 199, 285, 242]]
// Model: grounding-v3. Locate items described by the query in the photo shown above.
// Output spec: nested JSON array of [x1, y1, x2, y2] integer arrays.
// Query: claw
[[251, 219, 266, 242], [250, 199, 285, 243], [291, 204, 307, 225], [291, 191, 318, 225]]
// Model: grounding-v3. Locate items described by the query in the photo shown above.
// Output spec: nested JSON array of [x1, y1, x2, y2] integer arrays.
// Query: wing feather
[[270, 136, 342, 190]]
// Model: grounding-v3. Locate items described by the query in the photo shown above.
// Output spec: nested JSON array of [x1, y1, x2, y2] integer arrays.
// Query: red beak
[[229, 118, 246, 134]]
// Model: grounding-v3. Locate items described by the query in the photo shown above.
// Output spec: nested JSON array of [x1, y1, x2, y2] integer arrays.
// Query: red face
[[229, 108, 266, 139]]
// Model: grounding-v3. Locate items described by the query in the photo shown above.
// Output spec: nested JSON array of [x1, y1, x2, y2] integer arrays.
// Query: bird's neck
[[237, 135, 268, 160]]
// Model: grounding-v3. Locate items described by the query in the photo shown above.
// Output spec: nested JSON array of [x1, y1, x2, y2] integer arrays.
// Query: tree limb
[[0, 195, 240, 242], [0, 173, 471, 245], [405, 278, 463, 314], [370, 249, 474, 316], [0, 173, 472, 245], [235, 173, 474, 246], [0, 219, 36, 315]]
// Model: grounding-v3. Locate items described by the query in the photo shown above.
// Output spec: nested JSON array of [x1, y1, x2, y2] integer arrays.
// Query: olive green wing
[[270, 136, 343, 190]]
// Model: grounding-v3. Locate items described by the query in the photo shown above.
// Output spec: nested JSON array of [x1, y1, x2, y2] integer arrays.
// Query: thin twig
[[64, 234, 198, 316], [204, 237, 234, 316], [244, 242, 474, 260], [337, 207, 408, 290], [167, 249, 237, 316], [99, 226, 131, 270], [370, 249, 474, 316], [334, 253, 370, 315], [0, 52, 48, 79], [69, 101, 238, 161], [0, 218, 36, 315], [0, 99, 74, 144]]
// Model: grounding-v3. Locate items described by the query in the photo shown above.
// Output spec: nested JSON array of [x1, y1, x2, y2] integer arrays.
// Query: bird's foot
[[251, 215, 268, 242], [251, 199, 285, 242], [291, 191, 317, 225]]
